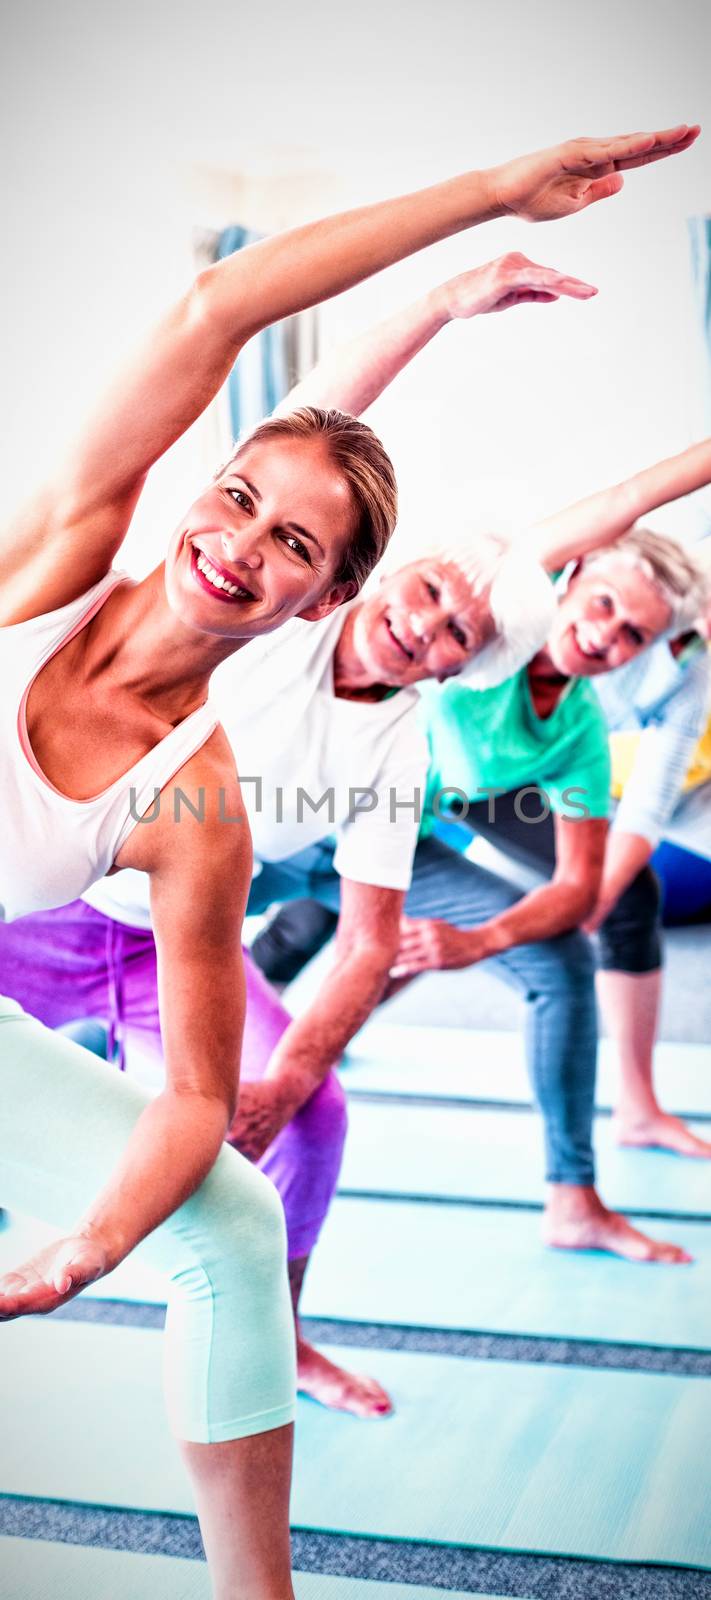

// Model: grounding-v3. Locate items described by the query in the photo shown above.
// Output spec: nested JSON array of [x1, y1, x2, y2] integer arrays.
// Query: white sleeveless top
[[0, 572, 218, 922]]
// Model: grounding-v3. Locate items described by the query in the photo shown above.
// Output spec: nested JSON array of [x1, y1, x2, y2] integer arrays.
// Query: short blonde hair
[[221, 407, 398, 595]]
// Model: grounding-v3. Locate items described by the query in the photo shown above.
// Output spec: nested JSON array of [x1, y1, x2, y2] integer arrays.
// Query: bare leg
[[542, 1183, 692, 1263], [599, 968, 711, 1159], [288, 1254, 393, 1418], [180, 1426, 295, 1600]]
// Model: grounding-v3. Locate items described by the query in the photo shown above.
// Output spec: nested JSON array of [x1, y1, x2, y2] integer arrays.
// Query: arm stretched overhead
[[0, 124, 699, 620], [529, 438, 711, 572], [278, 252, 597, 418]]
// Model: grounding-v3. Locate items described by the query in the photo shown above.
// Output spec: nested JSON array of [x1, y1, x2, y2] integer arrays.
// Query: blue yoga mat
[[0, 1539, 498, 1600], [2, 1199, 709, 1348], [301, 1197, 711, 1350], [342, 1025, 711, 1117], [339, 1100, 711, 1216], [0, 1321, 708, 1568]]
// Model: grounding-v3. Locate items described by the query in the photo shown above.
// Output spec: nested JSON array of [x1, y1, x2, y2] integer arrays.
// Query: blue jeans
[[248, 837, 598, 1187]]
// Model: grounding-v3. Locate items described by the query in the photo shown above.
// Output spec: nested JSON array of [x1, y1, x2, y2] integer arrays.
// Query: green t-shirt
[[418, 667, 611, 826]]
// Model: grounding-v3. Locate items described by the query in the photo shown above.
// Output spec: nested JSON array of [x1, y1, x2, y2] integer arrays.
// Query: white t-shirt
[[84, 603, 429, 927], [210, 602, 428, 888]]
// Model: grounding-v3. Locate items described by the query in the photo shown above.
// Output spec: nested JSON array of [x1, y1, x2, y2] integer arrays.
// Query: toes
[[351, 1396, 393, 1420], [660, 1246, 693, 1265], [366, 1389, 394, 1415], [347, 1377, 394, 1416], [642, 1240, 694, 1265]]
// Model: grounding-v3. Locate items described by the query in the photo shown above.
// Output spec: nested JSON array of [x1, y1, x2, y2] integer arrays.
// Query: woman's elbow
[[184, 268, 221, 333], [187, 265, 252, 348]]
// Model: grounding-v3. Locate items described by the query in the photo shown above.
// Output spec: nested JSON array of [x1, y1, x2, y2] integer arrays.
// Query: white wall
[[1, 0, 709, 572]]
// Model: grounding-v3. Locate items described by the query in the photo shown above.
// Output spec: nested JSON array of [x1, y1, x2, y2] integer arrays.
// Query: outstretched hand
[[494, 125, 700, 222], [442, 252, 597, 319], [390, 916, 484, 978], [0, 1230, 111, 1320]]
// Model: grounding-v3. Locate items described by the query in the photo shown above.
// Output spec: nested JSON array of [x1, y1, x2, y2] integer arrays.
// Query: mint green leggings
[[0, 998, 296, 1444]]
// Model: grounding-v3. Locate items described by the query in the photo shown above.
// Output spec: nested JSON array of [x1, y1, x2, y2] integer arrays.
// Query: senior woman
[[252, 507, 709, 1266], [5, 127, 695, 1596], [586, 555, 711, 1159]]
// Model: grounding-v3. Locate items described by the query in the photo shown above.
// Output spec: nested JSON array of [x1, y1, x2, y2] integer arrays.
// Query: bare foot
[[542, 1185, 692, 1264], [613, 1110, 711, 1160], [296, 1337, 393, 1418]]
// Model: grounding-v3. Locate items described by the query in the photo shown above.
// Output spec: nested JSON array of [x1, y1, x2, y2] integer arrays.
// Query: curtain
[[214, 225, 319, 442], [689, 216, 711, 430]]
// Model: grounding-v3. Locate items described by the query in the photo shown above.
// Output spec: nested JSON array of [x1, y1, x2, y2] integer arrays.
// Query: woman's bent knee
[[598, 867, 662, 973], [161, 1143, 289, 1298], [161, 1149, 295, 1444]]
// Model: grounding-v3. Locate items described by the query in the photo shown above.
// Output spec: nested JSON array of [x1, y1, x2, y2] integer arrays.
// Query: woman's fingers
[[393, 924, 428, 972], [0, 1236, 107, 1319], [491, 261, 597, 303], [554, 279, 597, 299], [611, 124, 700, 170], [498, 126, 699, 221], [567, 125, 699, 175], [516, 267, 597, 297], [0, 1264, 60, 1318], [615, 133, 701, 170], [578, 173, 625, 209], [496, 291, 560, 309], [0, 1272, 33, 1313], [51, 1238, 106, 1292], [389, 958, 421, 979]]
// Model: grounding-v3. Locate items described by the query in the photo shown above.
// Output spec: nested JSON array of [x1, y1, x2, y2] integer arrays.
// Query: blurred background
[[1, 0, 709, 576]]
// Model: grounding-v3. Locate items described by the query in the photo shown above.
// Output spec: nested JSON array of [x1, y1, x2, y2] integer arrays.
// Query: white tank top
[[0, 571, 219, 922]]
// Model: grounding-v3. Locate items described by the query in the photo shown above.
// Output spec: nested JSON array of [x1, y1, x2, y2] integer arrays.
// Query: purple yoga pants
[[0, 900, 347, 1261]]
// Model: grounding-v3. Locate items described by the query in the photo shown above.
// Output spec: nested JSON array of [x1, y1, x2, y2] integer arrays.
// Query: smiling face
[[163, 435, 357, 638], [546, 554, 672, 677], [350, 558, 495, 688]]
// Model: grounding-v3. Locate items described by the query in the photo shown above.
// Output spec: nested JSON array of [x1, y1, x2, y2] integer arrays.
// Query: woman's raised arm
[[529, 436, 711, 572], [0, 124, 698, 610], [277, 253, 597, 420]]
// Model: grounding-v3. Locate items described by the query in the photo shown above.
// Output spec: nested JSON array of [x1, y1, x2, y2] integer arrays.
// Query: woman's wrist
[[479, 163, 512, 221], [73, 1216, 128, 1274], [421, 284, 456, 333], [264, 1063, 317, 1120]]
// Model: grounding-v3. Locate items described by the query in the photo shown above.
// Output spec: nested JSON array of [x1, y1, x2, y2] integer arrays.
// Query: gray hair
[[579, 525, 709, 632], [436, 533, 556, 689]]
